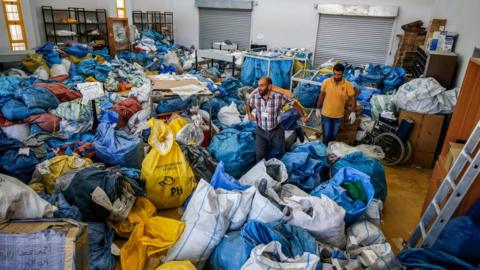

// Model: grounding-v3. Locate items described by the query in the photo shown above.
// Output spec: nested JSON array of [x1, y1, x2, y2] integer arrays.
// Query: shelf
[[45, 22, 78, 25], [42, 6, 108, 46], [47, 34, 79, 38], [44, 22, 105, 25]]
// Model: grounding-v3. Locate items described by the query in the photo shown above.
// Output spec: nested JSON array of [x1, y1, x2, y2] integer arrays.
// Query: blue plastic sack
[[280, 108, 300, 130], [241, 220, 318, 260], [20, 86, 60, 110], [207, 220, 319, 270], [210, 161, 249, 191], [355, 84, 381, 116], [156, 97, 191, 114], [207, 231, 252, 270], [0, 76, 23, 106], [40, 192, 83, 220], [359, 65, 385, 89], [311, 167, 375, 223], [35, 41, 61, 67], [0, 131, 39, 182], [88, 223, 115, 270], [343, 66, 362, 83], [67, 44, 92, 58], [396, 248, 478, 270], [383, 66, 406, 94], [431, 200, 480, 265], [92, 47, 111, 61], [1, 99, 45, 121], [332, 152, 387, 202], [78, 58, 112, 82], [141, 29, 164, 41], [282, 141, 330, 192], [230, 121, 257, 133], [94, 111, 145, 169], [208, 127, 255, 178], [200, 98, 228, 119], [356, 84, 382, 102], [293, 83, 320, 108], [221, 77, 242, 98]]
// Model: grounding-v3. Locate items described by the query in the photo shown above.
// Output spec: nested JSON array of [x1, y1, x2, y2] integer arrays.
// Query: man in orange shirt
[[315, 63, 356, 145]]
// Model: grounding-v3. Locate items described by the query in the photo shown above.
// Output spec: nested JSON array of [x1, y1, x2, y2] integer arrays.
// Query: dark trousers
[[321, 115, 342, 145], [255, 125, 285, 162]]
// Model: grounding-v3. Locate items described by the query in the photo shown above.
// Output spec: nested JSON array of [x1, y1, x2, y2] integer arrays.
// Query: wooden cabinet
[[423, 58, 480, 216], [107, 17, 130, 57], [413, 45, 457, 88]]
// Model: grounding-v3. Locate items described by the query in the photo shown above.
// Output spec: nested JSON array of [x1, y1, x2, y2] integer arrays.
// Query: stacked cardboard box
[[398, 110, 445, 168], [0, 219, 89, 270], [393, 21, 427, 73]]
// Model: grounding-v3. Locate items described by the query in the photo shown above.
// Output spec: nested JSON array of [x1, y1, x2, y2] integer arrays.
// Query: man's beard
[[334, 77, 342, 83], [260, 88, 268, 96]]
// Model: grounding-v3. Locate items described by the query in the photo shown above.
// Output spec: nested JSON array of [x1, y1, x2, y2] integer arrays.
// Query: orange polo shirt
[[321, 77, 355, 118]]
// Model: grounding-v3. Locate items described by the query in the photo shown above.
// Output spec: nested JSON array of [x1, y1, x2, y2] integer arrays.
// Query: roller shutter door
[[314, 14, 395, 67], [199, 8, 251, 50]]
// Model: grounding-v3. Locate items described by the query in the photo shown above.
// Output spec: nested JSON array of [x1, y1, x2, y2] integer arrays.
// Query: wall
[[173, 0, 199, 48], [165, 0, 434, 65], [429, 0, 480, 87], [252, 0, 435, 65], [2, 0, 434, 60], [132, 0, 174, 11]]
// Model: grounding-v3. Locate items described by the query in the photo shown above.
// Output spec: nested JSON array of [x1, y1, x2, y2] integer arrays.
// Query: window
[[1, 0, 27, 51], [116, 0, 126, 18]]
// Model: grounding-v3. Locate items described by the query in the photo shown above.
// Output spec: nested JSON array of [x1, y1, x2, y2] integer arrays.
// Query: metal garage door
[[199, 8, 251, 50], [314, 14, 395, 67]]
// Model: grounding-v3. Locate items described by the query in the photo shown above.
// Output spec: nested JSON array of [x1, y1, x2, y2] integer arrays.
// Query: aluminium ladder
[[407, 120, 480, 248]]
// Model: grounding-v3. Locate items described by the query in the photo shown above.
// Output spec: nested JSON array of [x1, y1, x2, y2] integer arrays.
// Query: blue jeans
[[321, 115, 342, 145]]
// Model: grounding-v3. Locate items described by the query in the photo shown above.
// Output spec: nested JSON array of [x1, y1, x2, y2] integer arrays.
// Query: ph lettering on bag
[[158, 176, 175, 186], [171, 186, 183, 196]]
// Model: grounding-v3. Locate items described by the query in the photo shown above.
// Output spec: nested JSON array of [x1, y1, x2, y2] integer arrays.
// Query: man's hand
[[301, 115, 308, 124], [315, 109, 321, 119], [248, 113, 255, 121], [348, 112, 356, 125]]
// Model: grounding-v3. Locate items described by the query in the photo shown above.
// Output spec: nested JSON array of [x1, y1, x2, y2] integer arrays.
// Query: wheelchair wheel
[[373, 132, 405, 166], [401, 140, 413, 164]]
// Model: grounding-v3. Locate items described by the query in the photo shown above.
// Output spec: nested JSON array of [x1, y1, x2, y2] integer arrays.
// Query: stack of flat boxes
[[394, 26, 427, 74]]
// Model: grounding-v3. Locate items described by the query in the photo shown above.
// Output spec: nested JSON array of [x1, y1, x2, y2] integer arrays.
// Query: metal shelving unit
[[132, 10, 174, 42], [41, 6, 108, 46]]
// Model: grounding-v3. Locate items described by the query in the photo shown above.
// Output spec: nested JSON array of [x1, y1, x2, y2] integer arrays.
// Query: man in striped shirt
[[246, 77, 306, 162]]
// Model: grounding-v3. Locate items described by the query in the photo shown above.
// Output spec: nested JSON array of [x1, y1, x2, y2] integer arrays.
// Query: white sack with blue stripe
[[164, 179, 241, 269], [346, 220, 386, 250], [240, 241, 320, 270]]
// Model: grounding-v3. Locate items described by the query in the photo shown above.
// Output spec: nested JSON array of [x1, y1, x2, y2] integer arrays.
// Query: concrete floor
[[381, 165, 432, 252]]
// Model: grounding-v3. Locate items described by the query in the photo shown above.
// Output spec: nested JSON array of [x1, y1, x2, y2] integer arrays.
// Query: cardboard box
[[399, 110, 445, 168], [444, 142, 464, 170], [0, 219, 89, 270], [411, 151, 437, 168]]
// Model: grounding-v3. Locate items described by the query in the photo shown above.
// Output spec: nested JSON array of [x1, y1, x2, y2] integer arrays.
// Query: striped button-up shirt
[[248, 89, 293, 131]]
